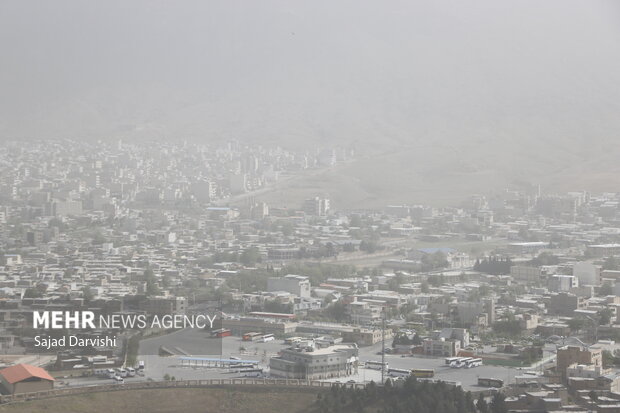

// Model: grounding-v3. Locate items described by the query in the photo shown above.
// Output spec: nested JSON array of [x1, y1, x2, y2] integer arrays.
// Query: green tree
[[91, 229, 107, 245], [476, 393, 489, 413], [280, 221, 294, 236], [588, 390, 598, 403], [325, 300, 348, 322], [490, 393, 507, 413], [600, 283, 614, 296], [240, 247, 261, 266], [349, 215, 363, 228], [82, 286, 94, 303], [144, 268, 160, 296], [567, 318, 585, 332], [599, 308, 613, 326]]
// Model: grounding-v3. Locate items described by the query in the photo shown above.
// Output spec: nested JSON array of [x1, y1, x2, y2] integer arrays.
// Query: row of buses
[[388, 368, 435, 378], [445, 357, 483, 369], [363, 362, 434, 379]]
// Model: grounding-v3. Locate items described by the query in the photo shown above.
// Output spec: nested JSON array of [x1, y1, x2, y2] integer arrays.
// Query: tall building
[[303, 197, 330, 216], [142, 297, 186, 316], [191, 180, 217, 202], [547, 292, 586, 316], [573, 261, 601, 286], [548, 275, 579, 292], [48, 199, 83, 217], [267, 275, 311, 298], [510, 266, 544, 284], [423, 337, 461, 357], [557, 346, 603, 382], [229, 174, 247, 194]]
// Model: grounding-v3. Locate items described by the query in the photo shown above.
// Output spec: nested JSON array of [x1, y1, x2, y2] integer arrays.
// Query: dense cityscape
[[1, 139, 620, 411]]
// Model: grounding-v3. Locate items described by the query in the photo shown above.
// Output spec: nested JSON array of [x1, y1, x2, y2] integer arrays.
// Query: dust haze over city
[[4, 2, 620, 413], [2, 0, 620, 207]]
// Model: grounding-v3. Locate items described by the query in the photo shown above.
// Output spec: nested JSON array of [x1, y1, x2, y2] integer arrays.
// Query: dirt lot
[[0, 387, 321, 413]]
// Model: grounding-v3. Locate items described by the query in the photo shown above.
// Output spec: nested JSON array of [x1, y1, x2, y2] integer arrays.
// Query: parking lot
[[137, 330, 285, 381], [133, 329, 524, 391]]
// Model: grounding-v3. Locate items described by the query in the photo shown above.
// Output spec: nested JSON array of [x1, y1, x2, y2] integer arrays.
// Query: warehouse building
[[0, 364, 54, 395]]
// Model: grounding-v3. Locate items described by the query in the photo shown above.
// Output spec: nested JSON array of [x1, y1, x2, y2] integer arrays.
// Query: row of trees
[[473, 257, 513, 275], [420, 251, 449, 271], [315, 378, 508, 413], [392, 332, 422, 346]]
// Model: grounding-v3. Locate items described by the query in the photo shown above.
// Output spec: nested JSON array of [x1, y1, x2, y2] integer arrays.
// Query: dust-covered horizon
[[1, 0, 620, 205]]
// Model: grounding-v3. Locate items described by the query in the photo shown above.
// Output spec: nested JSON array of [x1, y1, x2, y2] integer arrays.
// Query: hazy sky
[[1, 0, 619, 149]]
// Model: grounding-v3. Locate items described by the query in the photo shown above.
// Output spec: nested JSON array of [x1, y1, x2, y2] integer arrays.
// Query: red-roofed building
[[0, 364, 54, 394]]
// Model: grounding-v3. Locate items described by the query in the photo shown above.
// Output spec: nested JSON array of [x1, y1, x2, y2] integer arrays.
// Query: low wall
[[0, 378, 367, 405]]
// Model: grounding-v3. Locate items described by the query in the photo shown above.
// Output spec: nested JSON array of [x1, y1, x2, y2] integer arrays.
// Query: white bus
[[240, 369, 264, 377], [94, 369, 108, 377], [106, 369, 116, 379], [465, 358, 482, 368], [284, 337, 302, 345], [126, 367, 136, 377], [138, 360, 145, 370], [451, 357, 473, 368], [116, 368, 128, 378], [364, 361, 389, 372], [388, 368, 411, 378], [261, 334, 275, 343], [445, 357, 460, 366]]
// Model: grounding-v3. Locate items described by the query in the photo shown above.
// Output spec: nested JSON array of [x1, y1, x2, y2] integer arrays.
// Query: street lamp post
[[381, 307, 385, 385]]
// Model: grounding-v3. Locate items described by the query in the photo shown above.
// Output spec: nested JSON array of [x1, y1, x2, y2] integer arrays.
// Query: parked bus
[[478, 378, 504, 388], [260, 334, 275, 343], [231, 363, 256, 369], [138, 360, 145, 370], [94, 369, 108, 377], [242, 332, 262, 341], [388, 368, 412, 378], [411, 369, 435, 378], [419, 378, 461, 387], [240, 369, 264, 377], [211, 328, 232, 338], [450, 357, 473, 368], [364, 361, 389, 372], [464, 358, 482, 368], [284, 337, 302, 345], [445, 357, 460, 366], [126, 367, 136, 377], [106, 369, 116, 379]]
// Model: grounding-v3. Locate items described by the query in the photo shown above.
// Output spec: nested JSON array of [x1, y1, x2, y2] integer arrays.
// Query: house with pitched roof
[[0, 364, 54, 394]]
